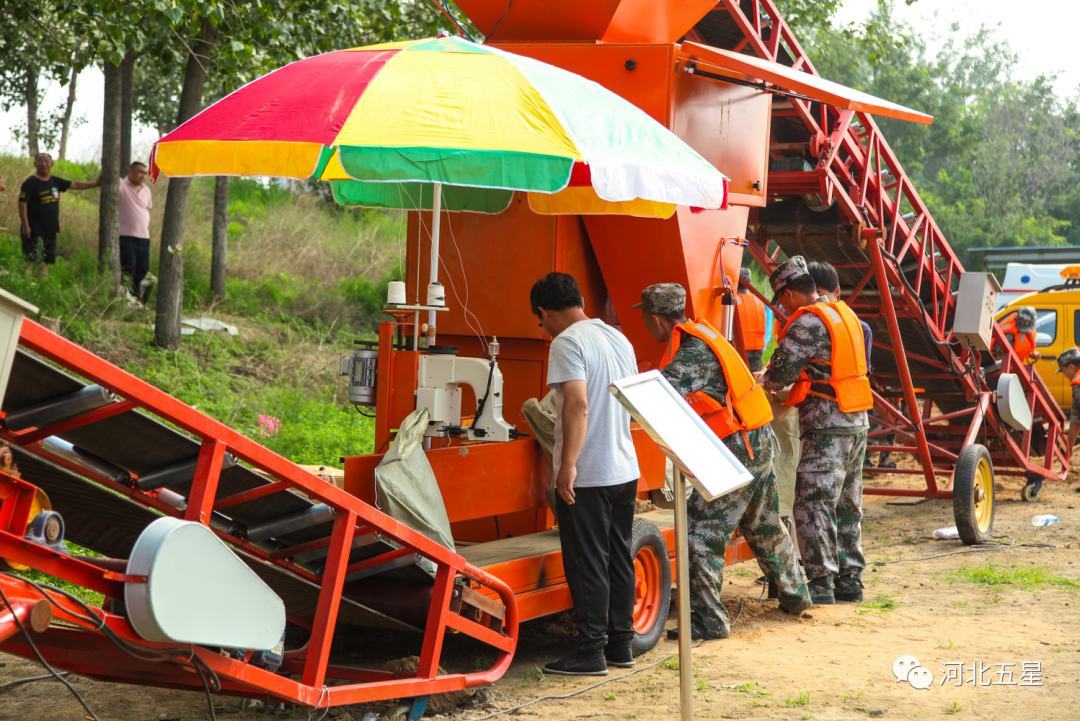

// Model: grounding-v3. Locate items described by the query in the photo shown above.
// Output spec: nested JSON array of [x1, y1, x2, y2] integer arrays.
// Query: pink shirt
[[118, 177, 152, 238]]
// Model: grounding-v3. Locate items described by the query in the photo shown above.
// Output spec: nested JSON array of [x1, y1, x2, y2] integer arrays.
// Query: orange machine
[[341, 0, 933, 651]]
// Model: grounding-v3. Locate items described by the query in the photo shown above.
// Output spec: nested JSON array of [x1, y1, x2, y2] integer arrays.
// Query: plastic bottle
[[1031, 515, 1058, 527]]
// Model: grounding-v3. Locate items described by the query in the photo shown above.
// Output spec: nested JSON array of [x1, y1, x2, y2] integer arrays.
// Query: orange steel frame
[[0, 320, 518, 708], [721, 0, 1068, 493]]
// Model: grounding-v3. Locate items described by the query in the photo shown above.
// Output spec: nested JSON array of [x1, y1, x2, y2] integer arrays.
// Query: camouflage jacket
[[1071, 382, 1080, 422], [762, 298, 869, 434], [661, 334, 773, 464]]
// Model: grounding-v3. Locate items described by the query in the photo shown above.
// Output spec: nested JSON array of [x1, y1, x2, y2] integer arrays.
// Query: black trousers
[[556, 479, 638, 656], [21, 233, 57, 264], [119, 236, 151, 296]]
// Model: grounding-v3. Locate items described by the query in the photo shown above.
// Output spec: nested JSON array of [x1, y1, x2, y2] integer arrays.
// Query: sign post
[[609, 370, 753, 721], [673, 467, 694, 721]]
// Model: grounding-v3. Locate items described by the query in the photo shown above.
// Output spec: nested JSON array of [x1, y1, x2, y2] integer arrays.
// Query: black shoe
[[835, 575, 863, 603], [666, 627, 705, 641], [807, 576, 834, 605], [835, 588, 864, 602], [605, 646, 635, 668], [544, 653, 608, 676]]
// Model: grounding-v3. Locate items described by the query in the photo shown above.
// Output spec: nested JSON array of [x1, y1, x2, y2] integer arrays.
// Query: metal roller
[[135, 453, 237, 491], [246, 504, 336, 543], [5, 385, 116, 432], [153, 488, 243, 537], [40, 437, 131, 486]]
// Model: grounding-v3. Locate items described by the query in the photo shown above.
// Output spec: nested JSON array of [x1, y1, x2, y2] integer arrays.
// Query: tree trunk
[[25, 64, 39, 157], [211, 176, 229, 298], [120, 55, 135, 169], [154, 20, 218, 350], [57, 67, 78, 161], [98, 62, 123, 297]]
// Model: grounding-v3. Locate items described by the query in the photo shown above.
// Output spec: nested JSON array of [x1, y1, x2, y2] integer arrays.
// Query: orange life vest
[[735, 293, 767, 351], [994, 314, 1036, 363], [1071, 376, 1080, 388], [781, 301, 874, 413], [660, 319, 774, 448]]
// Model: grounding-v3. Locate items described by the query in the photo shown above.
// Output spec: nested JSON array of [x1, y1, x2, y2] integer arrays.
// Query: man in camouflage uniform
[[635, 283, 811, 640], [758, 257, 868, 605], [1056, 347, 1080, 454]]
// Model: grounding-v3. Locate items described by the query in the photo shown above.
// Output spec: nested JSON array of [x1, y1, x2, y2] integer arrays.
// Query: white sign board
[[610, 370, 752, 502]]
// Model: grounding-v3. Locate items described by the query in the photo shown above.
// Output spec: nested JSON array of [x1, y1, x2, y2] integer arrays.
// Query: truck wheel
[[630, 518, 671, 657], [953, 444, 995, 545]]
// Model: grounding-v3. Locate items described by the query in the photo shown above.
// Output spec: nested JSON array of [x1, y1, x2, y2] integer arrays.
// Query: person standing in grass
[[118, 161, 154, 300], [18, 152, 100, 272]]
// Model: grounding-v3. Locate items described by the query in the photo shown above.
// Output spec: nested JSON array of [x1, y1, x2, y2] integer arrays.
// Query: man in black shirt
[[18, 153, 100, 268]]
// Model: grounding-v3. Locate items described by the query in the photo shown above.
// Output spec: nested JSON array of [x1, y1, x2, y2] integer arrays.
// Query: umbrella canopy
[[150, 36, 728, 218]]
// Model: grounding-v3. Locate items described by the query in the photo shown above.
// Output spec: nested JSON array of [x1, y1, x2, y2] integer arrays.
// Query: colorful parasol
[[150, 35, 728, 218]]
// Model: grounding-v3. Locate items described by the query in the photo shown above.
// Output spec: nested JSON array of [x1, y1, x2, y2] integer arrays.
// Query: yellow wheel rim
[[5, 489, 52, 571], [973, 458, 994, 533]]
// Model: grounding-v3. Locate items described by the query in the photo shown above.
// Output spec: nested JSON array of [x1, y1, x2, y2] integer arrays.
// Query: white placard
[[610, 370, 753, 502]]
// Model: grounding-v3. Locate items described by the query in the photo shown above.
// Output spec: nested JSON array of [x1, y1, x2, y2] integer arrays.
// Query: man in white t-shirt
[[531, 273, 641, 677], [118, 161, 153, 300]]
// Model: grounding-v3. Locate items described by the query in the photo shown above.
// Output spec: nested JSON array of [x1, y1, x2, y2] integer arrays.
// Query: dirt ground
[[1, 466, 1077, 721]]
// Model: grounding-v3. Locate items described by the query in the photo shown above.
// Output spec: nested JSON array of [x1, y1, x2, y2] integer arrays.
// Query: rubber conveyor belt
[[1, 350, 427, 630], [758, 202, 968, 412]]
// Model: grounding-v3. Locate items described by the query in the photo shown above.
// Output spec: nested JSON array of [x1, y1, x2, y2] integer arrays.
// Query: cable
[[466, 640, 705, 721], [352, 405, 376, 419], [484, 0, 514, 43], [2, 574, 222, 718], [440, 0, 477, 42], [0, 583, 100, 720], [869, 540, 1055, 567], [0, 671, 70, 691], [441, 217, 489, 356]]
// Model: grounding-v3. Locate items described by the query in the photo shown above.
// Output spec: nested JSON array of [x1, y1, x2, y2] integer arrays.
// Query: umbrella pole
[[674, 467, 694, 721], [426, 182, 442, 347]]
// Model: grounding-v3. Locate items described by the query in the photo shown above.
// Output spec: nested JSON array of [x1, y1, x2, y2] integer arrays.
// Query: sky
[[2, 0, 1077, 165]]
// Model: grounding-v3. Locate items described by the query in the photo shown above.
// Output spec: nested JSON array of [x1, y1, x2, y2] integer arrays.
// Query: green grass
[[659, 656, 680, 671], [944, 700, 962, 715], [857, 593, 898, 614], [945, 562, 1080, 591], [784, 689, 811, 708], [11, 541, 105, 607]]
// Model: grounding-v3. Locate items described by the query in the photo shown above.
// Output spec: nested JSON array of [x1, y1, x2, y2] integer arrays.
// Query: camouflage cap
[[1016, 307, 1037, 333], [633, 283, 686, 315], [739, 267, 752, 284], [1056, 347, 1080, 373], [769, 256, 809, 294]]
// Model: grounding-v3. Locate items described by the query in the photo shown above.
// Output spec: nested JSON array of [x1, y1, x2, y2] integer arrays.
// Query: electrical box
[[953, 272, 1002, 352]]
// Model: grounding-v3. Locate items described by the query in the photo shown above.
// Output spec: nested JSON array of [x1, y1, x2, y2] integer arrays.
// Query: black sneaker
[[807, 576, 834, 605], [605, 646, 635, 668], [544, 653, 608, 676]]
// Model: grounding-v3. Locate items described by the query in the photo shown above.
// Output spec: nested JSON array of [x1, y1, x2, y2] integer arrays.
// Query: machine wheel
[[1021, 478, 1042, 502], [630, 518, 671, 657], [953, 444, 995, 545]]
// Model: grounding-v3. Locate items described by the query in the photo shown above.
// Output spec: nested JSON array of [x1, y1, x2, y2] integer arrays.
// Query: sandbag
[[375, 408, 454, 576], [522, 392, 558, 521]]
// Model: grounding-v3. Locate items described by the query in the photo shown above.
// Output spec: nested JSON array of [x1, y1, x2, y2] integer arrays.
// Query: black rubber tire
[[630, 518, 671, 657], [953, 444, 995, 545]]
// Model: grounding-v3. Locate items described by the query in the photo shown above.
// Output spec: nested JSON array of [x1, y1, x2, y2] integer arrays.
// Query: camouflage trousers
[[794, 431, 867, 588], [686, 424, 812, 639]]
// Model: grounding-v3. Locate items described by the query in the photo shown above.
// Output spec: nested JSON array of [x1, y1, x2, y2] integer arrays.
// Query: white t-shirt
[[547, 318, 640, 488]]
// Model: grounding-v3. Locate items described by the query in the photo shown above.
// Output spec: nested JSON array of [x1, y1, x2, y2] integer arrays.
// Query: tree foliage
[[800, 1, 1080, 265]]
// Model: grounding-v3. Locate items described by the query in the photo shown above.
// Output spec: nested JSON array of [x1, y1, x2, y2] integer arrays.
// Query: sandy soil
[[1, 467, 1078, 721]]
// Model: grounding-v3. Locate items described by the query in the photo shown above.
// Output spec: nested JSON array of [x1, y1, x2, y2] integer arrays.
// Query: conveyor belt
[[757, 202, 966, 410], [1, 348, 437, 626], [7, 444, 417, 631]]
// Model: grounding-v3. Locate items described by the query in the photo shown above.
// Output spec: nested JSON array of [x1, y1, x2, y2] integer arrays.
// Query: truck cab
[[995, 266, 1080, 409]]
